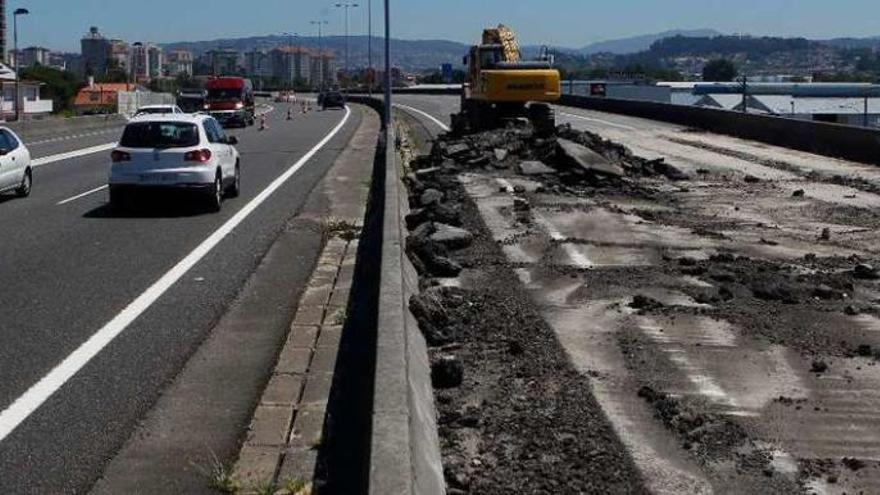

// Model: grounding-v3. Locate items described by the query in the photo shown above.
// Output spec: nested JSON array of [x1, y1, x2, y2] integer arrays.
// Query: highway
[[0, 103, 361, 493]]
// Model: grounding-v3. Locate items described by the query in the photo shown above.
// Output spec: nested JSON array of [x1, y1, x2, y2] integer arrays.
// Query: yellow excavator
[[451, 24, 562, 135]]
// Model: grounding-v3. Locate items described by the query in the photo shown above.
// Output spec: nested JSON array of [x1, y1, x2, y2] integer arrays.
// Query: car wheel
[[15, 169, 31, 197], [207, 174, 222, 212], [227, 163, 241, 198]]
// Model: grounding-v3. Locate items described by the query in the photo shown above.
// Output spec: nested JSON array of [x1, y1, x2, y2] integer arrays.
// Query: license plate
[[141, 174, 176, 182]]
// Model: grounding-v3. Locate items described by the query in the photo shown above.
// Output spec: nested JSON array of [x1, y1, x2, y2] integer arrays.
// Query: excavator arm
[[482, 24, 521, 63]]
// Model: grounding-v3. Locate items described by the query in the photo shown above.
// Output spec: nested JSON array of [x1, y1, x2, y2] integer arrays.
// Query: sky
[[11, 0, 880, 52]]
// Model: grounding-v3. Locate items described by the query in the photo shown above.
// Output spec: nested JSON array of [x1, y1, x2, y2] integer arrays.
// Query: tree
[[702, 59, 738, 82], [20, 65, 83, 113]]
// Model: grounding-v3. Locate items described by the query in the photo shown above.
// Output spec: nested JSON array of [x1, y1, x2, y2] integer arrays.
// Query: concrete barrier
[[560, 94, 880, 166], [347, 95, 446, 495], [6, 114, 127, 143]]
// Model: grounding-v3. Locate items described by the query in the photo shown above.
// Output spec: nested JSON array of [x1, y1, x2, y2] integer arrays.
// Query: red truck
[[204, 77, 255, 127]]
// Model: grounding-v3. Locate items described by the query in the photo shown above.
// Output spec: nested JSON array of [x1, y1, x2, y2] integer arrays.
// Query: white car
[[109, 114, 240, 211], [0, 127, 32, 198], [134, 104, 185, 116]]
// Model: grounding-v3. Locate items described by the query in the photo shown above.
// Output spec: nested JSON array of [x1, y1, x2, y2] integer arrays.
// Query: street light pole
[[335, 3, 359, 88], [384, 0, 390, 129], [281, 32, 299, 89], [13, 8, 29, 122], [368, 0, 372, 94], [310, 20, 328, 90]]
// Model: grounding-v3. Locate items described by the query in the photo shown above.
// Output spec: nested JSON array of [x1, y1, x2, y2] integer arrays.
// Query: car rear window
[[120, 122, 199, 148]]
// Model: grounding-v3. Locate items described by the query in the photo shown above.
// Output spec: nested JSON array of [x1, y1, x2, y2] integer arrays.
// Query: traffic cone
[[287, 107, 293, 120], [301, 101, 307, 114], [260, 114, 268, 131]]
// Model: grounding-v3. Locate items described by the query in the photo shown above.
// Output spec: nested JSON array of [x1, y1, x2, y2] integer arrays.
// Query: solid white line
[[0, 106, 352, 443], [557, 111, 639, 131], [494, 178, 593, 268], [395, 103, 451, 132], [57, 185, 108, 205], [32, 143, 117, 168]]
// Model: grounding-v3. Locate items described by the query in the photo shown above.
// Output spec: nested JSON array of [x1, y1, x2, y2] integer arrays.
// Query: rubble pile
[[406, 121, 689, 192], [399, 122, 651, 493]]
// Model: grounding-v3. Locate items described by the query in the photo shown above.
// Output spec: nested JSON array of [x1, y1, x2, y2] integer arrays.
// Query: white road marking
[[57, 185, 108, 205], [32, 143, 117, 168], [395, 103, 451, 132], [0, 106, 352, 443], [494, 178, 593, 269], [557, 111, 639, 131]]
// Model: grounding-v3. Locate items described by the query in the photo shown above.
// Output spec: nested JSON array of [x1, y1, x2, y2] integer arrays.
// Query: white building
[[0, 63, 53, 117]]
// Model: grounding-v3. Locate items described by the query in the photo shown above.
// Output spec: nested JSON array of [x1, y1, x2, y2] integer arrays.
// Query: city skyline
[[7, 0, 880, 53]]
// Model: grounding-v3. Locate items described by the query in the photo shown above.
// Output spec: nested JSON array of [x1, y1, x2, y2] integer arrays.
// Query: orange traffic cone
[[287, 107, 293, 120], [301, 101, 307, 114], [259, 114, 268, 131]]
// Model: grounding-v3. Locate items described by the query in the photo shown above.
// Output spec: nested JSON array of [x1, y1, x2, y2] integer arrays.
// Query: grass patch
[[277, 477, 312, 495], [324, 218, 361, 241]]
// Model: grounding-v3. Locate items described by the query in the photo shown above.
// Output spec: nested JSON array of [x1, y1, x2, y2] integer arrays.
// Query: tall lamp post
[[13, 8, 29, 122], [334, 2, 359, 88], [367, 0, 372, 94], [281, 31, 299, 89], [310, 20, 329, 90], [383, 0, 390, 129]]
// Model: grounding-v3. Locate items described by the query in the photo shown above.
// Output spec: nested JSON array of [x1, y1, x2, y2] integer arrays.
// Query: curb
[[233, 238, 358, 490], [348, 96, 446, 495]]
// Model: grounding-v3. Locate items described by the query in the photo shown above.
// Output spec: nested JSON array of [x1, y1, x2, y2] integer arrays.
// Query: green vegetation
[[702, 59, 738, 82], [20, 65, 83, 113]]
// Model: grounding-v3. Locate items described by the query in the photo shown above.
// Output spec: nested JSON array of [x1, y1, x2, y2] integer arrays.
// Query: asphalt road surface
[[0, 103, 360, 493]]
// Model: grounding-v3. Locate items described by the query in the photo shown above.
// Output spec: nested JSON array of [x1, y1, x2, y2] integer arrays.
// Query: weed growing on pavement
[[252, 479, 277, 495], [309, 433, 323, 450], [330, 308, 347, 326], [277, 476, 312, 495], [192, 451, 241, 494], [324, 218, 361, 241]]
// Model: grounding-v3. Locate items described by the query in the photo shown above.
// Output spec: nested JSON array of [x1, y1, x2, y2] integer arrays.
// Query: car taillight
[[184, 148, 212, 163], [111, 150, 131, 163], [235, 102, 244, 109]]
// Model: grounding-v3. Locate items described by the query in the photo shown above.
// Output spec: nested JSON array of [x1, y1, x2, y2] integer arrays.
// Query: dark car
[[321, 91, 346, 110]]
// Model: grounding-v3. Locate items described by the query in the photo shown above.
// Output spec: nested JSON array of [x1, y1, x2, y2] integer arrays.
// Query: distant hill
[[580, 29, 723, 54], [161, 35, 469, 71], [822, 36, 880, 49]]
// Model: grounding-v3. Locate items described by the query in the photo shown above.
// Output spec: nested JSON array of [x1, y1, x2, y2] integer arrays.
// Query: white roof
[[137, 104, 178, 109], [750, 95, 880, 115], [695, 94, 743, 110]]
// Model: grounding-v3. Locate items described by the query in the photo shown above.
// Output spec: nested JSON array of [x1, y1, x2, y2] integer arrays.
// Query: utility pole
[[383, 0, 390, 129], [13, 8, 29, 122], [740, 75, 748, 113], [310, 20, 329, 90], [334, 3, 359, 89], [281, 32, 298, 89], [368, 0, 372, 94]]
